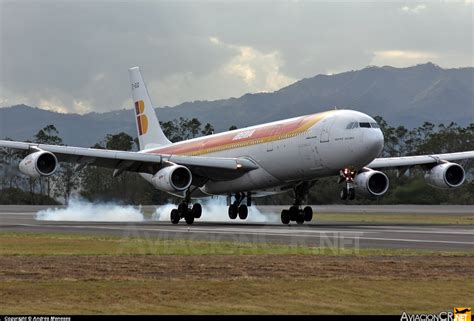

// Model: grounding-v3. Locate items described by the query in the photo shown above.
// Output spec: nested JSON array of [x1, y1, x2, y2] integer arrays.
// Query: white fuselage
[[141, 109, 384, 198]]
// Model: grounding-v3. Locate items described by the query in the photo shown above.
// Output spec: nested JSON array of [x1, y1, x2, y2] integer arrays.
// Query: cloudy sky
[[0, 0, 472, 114]]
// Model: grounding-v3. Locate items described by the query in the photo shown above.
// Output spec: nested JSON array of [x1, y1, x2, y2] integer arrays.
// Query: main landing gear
[[228, 192, 251, 220], [339, 168, 356, 201], [170, 190, 202, 225], [170, 202, 202, 225], [281, 182, 314, 225]]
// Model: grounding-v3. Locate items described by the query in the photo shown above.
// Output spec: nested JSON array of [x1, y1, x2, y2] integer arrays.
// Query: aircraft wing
[[0, 140, 259, 181], [367, 151, 474, 169]]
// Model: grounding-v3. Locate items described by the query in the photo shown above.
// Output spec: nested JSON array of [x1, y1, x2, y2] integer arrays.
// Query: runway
[[0, 205, 472, 251]]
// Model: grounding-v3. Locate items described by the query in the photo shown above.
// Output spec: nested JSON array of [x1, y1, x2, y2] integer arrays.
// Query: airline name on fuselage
[[232, 129, 256, 141]]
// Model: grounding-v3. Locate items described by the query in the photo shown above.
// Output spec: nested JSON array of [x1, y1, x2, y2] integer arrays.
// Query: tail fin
[[128, 66, 171, 150]]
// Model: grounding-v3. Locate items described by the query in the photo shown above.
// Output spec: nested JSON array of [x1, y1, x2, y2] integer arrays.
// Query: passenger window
[[359, 122, 371, 128]]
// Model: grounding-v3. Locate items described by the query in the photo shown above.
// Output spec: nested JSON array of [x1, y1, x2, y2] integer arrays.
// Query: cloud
[[371, 50, 438, 67], [211, 37, 296, 93], [401, 4, 427, 14], [143, 37, 295, 106], [0, 2, 471, 113]]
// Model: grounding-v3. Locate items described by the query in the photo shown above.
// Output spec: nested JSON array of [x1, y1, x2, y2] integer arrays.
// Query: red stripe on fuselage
[[147, 111, 332, 156]]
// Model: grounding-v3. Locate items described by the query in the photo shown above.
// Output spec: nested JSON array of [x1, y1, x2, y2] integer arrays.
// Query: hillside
[[1, 63, 472, 146]]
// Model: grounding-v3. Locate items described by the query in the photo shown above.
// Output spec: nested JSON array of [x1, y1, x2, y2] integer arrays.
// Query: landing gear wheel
[[281, 209, 290, 225], [289, 205, 299, 221], [171, 209, 180, 224], [303, 206, 313, 222], [192, 203, 202, 218], [348, 188, 356, 200], [178, 202, 188, 216], [238, 205, 248, 220], [228, 204, 238, 219], [340, 188, 348, 200], [185, 209, 194, 225], [296, 210, 305, 224]]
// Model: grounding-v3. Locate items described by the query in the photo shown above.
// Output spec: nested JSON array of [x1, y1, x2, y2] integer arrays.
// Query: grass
[[1, 231, 472, 314], [314, 213, 474, 225], [1, 278, 472, 314], [1, 232, 472, 257]]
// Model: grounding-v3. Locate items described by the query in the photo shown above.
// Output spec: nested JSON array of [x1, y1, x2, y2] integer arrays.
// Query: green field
[[313, 213, 474, 225], [1, 232, 472, 257]]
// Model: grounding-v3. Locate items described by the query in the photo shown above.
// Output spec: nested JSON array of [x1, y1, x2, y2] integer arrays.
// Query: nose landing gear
[[339, 168, 356, 200]]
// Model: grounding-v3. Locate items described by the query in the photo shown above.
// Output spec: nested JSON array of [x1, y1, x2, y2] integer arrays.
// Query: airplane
[[1, 66, 473, 225]]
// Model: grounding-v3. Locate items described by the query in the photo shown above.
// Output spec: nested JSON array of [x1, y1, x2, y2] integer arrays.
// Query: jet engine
[[152, 164, 192, 193], [424, 162, 465, 189], [19, 151, 58, 178], [354, 169, 389, 197]]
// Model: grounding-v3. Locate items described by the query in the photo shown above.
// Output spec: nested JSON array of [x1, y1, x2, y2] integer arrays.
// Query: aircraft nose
[[365, 129, 384, 157]]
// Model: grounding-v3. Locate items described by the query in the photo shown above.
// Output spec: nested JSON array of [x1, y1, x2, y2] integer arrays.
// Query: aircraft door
[[298, 127, 323, 174], [319, 117, 336, 143], [320, 116, 337, 143]]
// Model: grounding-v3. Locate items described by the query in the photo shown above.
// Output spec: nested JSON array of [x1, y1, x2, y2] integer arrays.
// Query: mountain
[[0, 63, 472, 147]]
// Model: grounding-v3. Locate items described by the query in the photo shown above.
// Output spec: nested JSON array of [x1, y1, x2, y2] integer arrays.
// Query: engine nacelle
[[19, 151, 58, 178], [424, 162, 465, 189], [151, 164, 192, 193], [354, 169, 389, 197]]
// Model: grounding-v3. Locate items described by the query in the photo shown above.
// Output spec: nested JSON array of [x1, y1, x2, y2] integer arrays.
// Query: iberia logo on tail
[[135, 100, 148, 135]]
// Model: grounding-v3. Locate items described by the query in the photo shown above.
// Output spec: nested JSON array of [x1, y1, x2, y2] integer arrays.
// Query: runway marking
[[12, 223, 364, 237], [0, 217, 41, 221], [2, 218, 472, 235], [8, 219, 472, 236], [10, 223, 474, 246], [0, 212, 41, 216], [179, 225, 474, 236]]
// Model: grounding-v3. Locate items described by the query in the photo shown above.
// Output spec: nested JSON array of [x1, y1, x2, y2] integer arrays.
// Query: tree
[[53, 163, 81, 204], [105, 132, 134, 151], [33, 125, 63, 198], [34, 125, 62, 145], [201, 123, 214, 136], [160, 117, 210, 142], [187, 118, 202, 138]]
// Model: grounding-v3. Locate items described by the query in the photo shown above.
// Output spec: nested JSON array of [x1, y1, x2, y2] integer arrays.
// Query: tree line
[[0, 117, 472, 205]]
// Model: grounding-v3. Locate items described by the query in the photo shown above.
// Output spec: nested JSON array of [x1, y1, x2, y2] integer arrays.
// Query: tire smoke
[[35, 197, 278, 223], [36, 198, 145, 222]]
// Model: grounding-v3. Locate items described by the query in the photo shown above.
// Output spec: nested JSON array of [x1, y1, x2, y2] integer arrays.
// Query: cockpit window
[[346, 122, 360, 129], [348, 121, 380, 129]]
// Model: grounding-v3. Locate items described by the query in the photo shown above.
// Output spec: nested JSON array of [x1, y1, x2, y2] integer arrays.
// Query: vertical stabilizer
[[129, 66, 171, 150]]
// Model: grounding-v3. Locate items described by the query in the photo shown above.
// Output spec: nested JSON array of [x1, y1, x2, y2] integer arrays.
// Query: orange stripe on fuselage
[[148, 111, 335, 156]]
